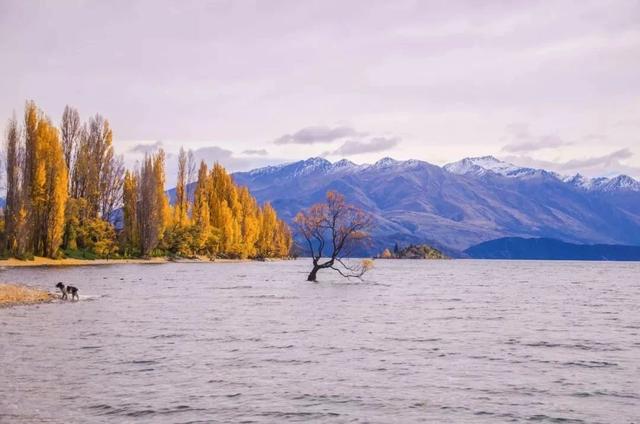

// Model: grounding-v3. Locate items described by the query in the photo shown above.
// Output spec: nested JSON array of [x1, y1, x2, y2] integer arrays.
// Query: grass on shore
[[0, 283, 55, 307]]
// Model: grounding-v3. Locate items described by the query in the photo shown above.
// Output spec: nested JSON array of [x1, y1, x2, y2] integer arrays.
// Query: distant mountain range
[[465, 237, 640, 261], [444, 156, 640, 192], [231, 156, 640, 256]]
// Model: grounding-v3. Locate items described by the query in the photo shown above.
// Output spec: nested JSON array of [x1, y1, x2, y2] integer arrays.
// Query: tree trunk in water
[[307, 265, 320, 282]]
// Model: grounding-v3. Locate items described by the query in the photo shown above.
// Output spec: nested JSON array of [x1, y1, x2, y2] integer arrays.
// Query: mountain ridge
[[244, 155, 640, 192], [230, 156, 640, 255]]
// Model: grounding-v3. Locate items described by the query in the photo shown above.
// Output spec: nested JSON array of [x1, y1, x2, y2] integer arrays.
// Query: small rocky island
[[378, 243, 448, 259]]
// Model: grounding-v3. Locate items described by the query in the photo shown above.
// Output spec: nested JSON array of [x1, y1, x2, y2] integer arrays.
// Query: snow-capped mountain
[[270, 157, 332, 178], [246, 157, 421, 181], [563, 173, 592, 188], [445, 156, 639, 192], [564, 173, 640, 192], [602, 175, 640, 191], [444, 155, 523, 177], [247, 155, 640, 192], [443, 156, 558, 179], [232, 156, 640, 255]]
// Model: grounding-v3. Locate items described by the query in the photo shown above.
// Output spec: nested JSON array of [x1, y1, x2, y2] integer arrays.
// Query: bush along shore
[[0, 283, 55, 307]]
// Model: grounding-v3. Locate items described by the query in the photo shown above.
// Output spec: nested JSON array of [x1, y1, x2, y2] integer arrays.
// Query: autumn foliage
[[2, 101, 291, 260], [121, 158, 291, 259]]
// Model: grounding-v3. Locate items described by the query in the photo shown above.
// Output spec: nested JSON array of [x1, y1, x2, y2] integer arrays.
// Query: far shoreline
[[0, 256, 287, 268]]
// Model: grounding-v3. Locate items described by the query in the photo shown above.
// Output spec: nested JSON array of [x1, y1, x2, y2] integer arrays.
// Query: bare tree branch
[[294, 191, 374, 282]]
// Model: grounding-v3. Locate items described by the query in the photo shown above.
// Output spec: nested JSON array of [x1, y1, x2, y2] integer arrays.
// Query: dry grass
[[0, 283, 54, 307]]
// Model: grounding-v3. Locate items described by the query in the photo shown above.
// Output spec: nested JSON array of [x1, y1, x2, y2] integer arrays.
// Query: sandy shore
[[0, 283, 55, 307], [0, 256, 169, 267], [0, 256, 277, 268]]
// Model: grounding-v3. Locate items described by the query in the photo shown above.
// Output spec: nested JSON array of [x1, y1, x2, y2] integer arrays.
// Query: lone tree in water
[[294, 191, 374, 282]]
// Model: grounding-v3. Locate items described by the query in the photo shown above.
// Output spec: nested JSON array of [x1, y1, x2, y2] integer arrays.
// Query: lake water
[[1, 260, 639, 423]]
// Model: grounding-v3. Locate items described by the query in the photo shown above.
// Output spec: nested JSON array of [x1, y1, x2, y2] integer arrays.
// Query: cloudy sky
[[1, 0, 639, 183]]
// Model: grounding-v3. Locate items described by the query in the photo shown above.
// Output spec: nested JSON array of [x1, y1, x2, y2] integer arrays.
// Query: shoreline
[[0, 256, 287, 268], [0, 257, 169, 268]]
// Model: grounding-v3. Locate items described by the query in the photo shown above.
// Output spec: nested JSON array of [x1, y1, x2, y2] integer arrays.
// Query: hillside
[[465, 237, 640, 261], [232, 157, 640, 256]]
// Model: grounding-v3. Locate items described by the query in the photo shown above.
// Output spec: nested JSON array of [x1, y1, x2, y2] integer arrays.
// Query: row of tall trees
[[120, 151, 291, 258], [2, 101, 291, 259]]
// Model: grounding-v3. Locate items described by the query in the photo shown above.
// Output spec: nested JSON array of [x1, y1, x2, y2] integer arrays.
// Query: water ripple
[[1, 260, 639, 423]]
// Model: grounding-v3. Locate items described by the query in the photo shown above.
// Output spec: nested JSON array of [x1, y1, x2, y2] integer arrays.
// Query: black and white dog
[[55, 282, 79, 301]]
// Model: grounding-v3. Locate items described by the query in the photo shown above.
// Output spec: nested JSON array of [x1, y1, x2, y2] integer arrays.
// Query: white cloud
[[330, 137, 400, 156], [501, 124, 571, 153], [2, 1, 639, 176], [128, 140, 163, 154], [273, 126, 359, 145], [242, 148, 268, 156], [504, 148, 640, 178]]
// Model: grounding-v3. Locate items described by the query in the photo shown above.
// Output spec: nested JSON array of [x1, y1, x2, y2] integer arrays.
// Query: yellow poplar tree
[[4, 115, 22, 255], [275, 220, 292, 257], [214, 199, 235, 256], [174, 147, 189, 227], [192, 161, 212, 253], [44, 127, 68, 257], [153, 150, 170, 242], [25, 107, 68, 257], [122, 170, 138, 253], [257, 202, 277, 257], [237, 187, 260, 258]]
